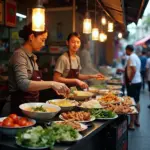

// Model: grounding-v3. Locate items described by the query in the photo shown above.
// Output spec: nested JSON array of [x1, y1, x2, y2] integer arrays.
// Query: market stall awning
[[134, 35, 150, 46], [16, 0, 149, 30]]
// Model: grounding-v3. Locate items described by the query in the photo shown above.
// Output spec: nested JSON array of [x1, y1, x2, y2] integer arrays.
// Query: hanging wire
[[37, 0, 43, 7], [101, 9, 103, 31], [86, 0, 88, 12], [95, 0, 96, 24]]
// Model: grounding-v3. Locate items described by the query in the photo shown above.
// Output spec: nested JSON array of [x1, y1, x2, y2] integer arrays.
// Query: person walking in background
[[125, 45, 142, 130], [140, 51, 147, 90], [146, 51, 150, 108]]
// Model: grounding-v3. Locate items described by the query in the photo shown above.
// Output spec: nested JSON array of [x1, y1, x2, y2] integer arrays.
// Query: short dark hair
[[19, 23, 47, 41], [126, 45, 134, 52], [67, 32, 81, 41]]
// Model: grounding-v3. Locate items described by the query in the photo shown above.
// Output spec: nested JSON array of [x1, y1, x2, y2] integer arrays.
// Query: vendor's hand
[[91, 73, 105, 79], [50, 81, 70, 95], [96, 73, 105, 78], [76, 79, 88, 89]]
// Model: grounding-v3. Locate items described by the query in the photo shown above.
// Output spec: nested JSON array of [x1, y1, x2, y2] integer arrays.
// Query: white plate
[[57, 133, 83, 143], [114, 106, 138, 115], [53, 121, 88, 132], [122, 97, 136, 106], [106, 85, 122, 90], [96, 96, 123, 104], [59, 115, 95, 123], [96, 114, 118, 120], [16, 141, 49, 149]]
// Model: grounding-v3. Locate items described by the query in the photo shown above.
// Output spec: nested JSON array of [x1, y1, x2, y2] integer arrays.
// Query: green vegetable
[[91, 84, 106, 89], [16, 124, 80, 149], [32, 105, 46, 112], [47, 123, 79, 142], [90, 108, 116, 118], [16, 126, 55, 149]]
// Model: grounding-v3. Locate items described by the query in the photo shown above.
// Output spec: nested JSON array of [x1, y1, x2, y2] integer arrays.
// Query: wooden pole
[[72, 0, 76, 32]]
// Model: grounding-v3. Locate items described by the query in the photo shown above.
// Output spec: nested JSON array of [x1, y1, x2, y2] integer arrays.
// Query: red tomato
[[20, 117, 28, 121], [2, 118, 14, 127], [13, 124, 20, 127], [0, 122, 2, 126], [9, 114, 19, 123], [26, 121, 34, 126], [3, 117, 14, 123], [18, 118, 27, 126]]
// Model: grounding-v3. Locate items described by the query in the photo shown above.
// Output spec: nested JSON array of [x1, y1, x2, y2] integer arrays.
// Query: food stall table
[[0, 115, 128, 150]]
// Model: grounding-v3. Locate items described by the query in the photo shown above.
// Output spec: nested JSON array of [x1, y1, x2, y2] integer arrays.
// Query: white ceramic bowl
[[0, 117, 36, 137], [46, 99, 78, 112], [19, 103, 61, 122]]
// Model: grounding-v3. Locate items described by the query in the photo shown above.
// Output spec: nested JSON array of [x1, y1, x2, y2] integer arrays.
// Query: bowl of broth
[[19, 103, 61, 122]]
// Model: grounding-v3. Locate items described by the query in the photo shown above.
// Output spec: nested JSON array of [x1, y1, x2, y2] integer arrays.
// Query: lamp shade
[[83, 18, 92, 34], [101, 16, 106, 25], [92, 28, 99, 40], [108, 22, 113, 32], [32, 8, 45, 31], [99, 32, 107, 42]]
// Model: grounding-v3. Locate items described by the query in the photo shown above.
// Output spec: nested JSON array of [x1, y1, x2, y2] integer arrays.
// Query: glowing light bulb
[[83, 18, 92, 34], [32, 8, 45, 31], [92, 28, 99, 40]]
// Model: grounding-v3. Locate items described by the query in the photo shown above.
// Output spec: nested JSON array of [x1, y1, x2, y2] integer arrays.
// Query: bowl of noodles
[[69, 91, 94, 101], [19, 103, 61, 122], [46, 99, 78, 112]]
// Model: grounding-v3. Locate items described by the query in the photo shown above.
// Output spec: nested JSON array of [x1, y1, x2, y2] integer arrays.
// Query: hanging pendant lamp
[[83, 0, 92, 34], [108, 22, 114, 32], [32, 0, 45, 31]]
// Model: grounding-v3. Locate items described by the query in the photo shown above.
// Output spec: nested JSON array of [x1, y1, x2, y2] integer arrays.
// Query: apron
[[10, 55, 42, 114], [45, 52, 80, 100], [66, 51, 80, 87]]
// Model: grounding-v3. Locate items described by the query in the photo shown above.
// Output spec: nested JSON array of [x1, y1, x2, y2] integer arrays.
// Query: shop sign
[[5, 0, 17, 27], [0, 1, 4, 24]]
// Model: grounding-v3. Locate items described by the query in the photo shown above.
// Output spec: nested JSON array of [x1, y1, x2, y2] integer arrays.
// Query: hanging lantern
[[83, 12, 92, 34], [32, 0, 45, 31], [108, 22, 114, 32], [118, 32, 123, 39], [83, 18, 92, 34], [104, 34, 107, 41], [92, 28, 99, 40], [101, 16, 106, 25], [83, 0, 92, 34], [99, 32, 107, 42]]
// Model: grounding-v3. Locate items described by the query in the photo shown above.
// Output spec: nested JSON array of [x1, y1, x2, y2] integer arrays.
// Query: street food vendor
[[8, 23, 69, 114], [53, 32, 104, 89]]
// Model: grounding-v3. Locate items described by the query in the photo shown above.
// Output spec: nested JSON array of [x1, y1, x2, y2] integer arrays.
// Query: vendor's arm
[[53, 72, 88, 89], [53, 57, 88, 89], [78, 73, 104, 80], [12, 52, 69, 94]]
